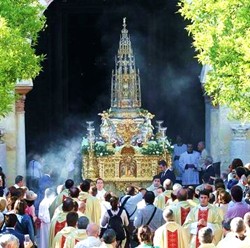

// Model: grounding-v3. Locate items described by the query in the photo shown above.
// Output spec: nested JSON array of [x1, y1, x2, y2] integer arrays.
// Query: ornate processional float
[[81, 18, 172, 193]]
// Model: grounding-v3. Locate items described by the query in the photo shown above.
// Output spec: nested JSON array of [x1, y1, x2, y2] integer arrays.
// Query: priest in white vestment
[[96, 178, 107, 201], [179, 144, 200, 186], [172, 136, 187, 182], [38, 188, 56, 248]]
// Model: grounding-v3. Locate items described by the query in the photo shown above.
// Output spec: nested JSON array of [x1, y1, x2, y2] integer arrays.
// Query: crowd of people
[[0, 138, 249, 248]]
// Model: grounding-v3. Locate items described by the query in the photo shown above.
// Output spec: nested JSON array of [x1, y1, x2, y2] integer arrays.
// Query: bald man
[[74, 223, 101, 248], [169, 188, 192, 225]]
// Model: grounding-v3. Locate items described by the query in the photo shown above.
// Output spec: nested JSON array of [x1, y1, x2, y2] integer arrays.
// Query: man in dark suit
[[203, 156, 215, 185], [2, 213, 25, 248], [158, 160, 176, 185]]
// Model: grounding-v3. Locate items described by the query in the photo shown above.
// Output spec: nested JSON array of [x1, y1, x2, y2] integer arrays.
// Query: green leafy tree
[[178, 0, 250, 120], [0, 0, 46, 117]]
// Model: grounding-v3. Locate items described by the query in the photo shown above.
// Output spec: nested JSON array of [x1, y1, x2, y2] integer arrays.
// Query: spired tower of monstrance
[[111, 17, 141, 116], [82, 18, 172, 193]]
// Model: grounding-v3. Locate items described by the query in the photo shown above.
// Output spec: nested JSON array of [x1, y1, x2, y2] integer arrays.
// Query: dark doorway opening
[[26, 0, 205, 155]]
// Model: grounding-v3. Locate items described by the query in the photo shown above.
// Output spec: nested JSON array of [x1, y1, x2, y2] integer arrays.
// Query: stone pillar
[[204, 96, 212, 155], [15, 95, 26, 176], [230, 124, 250, 164], [15, 85, 32, 177], [0, 128, 7, 173]]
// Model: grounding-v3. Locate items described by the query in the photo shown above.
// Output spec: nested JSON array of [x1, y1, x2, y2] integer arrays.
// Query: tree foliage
[[0, 0, 46, 117], [178, 0, 250, 120]]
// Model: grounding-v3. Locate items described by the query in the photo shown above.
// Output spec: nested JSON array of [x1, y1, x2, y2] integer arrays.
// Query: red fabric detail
[[62, 195, 67, 201], [35, 217, 41, 229], [196, 209, 209, 248], [75, 239, 79, 245], [54, 220, 66, 237], [61, 235, 66, 248], [165, 196, 169, 204], [167, 229, 178, 248], [180, 207, 190, 225]]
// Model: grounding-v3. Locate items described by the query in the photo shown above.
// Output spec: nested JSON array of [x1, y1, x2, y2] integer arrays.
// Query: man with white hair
[[197, 141, 208, 169], [165, 183, 183, 207], [0, 234, 19, 248], [243, 212, 250, 236], [0, 234, 32, 248], [202, 156, 215, 185], [217, 217, 250, 248], [74, 223, 102, 248], [153, 208, 189, 248]]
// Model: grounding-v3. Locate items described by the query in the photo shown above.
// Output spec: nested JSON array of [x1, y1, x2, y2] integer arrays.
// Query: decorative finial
[[123, 17, 126, 29]]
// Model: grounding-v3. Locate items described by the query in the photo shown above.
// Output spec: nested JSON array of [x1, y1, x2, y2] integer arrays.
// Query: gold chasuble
[[154, 190, 173, 210], [183, 204, 223, 248], [154, 221, 189, 248], [49, 211, 68, 247], [64, 229, 88, 248], [169, 201, 192, 225], [78, 191, 101, 224], [51, 226, 76, 248], [49, 189, 69, 219]]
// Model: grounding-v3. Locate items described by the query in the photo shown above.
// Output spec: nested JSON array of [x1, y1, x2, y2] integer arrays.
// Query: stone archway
[[39, 0, 54, 8]]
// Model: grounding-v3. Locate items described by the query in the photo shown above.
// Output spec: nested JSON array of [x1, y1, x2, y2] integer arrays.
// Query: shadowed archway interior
[[26, 0, 205, 154]]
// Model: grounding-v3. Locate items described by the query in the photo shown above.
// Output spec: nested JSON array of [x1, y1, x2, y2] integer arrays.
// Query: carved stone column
[[230, 124, 250, 164], [15, 84, 33, 177], [0, 128, 7, 173]]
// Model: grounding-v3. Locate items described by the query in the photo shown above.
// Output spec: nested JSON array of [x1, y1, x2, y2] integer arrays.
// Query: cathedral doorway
[[26, 0, 205, 155]]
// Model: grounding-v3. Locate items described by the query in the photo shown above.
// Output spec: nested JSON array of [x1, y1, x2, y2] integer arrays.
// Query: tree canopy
[[178, 0, 250, 120], [0, 0, 45, 117]]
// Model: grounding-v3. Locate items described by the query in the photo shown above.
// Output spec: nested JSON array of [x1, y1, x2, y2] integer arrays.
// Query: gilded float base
[[82, 145, 171, 195]]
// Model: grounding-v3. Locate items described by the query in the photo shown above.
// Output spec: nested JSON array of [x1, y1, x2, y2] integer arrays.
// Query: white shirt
[[74, 236, 102, 248], [96, 188, 107, 201]]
